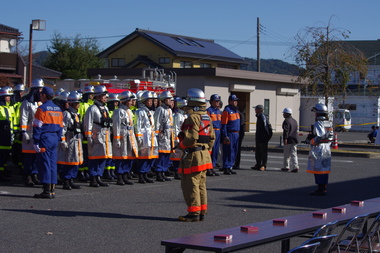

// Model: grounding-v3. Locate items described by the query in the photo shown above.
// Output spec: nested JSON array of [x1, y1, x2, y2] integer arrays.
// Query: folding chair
[[301, 234, 337, 253], [358, 213, 380, 252], [287, 242, 320, 253], [332, 214, 369, 253], [313, 220, 339, 237], [300, 220, 338, 239]]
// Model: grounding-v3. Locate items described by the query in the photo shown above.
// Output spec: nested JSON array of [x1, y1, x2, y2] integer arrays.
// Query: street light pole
[[27, 19, 46, 87]]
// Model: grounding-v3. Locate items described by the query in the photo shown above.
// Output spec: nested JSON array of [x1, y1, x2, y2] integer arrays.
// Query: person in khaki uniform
[[178, 88, 215, 222]]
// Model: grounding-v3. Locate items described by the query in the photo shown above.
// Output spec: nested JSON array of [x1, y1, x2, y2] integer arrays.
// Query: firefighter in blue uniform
[[33, 87, 63, 199], [221, 94, 240, 175], [206, 94, 222, 176]]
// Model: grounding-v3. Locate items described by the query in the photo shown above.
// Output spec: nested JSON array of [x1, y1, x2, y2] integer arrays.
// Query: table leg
[[281, 239, 290, 253]]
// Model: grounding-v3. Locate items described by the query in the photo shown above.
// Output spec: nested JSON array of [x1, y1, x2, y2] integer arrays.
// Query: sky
[[2, 0, 380, 64]]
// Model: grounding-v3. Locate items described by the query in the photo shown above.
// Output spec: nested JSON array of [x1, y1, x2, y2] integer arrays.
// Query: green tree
[[43, 33, 103, 79], [292, 20, 368, 102]]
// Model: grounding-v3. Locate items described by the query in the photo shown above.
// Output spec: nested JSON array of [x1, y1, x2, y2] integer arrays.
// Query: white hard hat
[[282, 108, 292, 114], [312, 103, 328, 114]]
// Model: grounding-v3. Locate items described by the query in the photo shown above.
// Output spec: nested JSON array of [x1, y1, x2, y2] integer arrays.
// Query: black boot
[[122, 173, 134, 185], [310, 184, 327, 196], [110, 169, 117, 179], [174, 172, 182, 180], [116, 174, 125, 185], [161, 171, 172, 181], [210, 169, 220, 176], [69, 179, 81, 189], [84, 170, 90, 180], [138, 173, 145, 184], [206, 169, 214, 176], [89, 176, 99, 187], [228, 168, 237, 175], [32, 174, 41, 185], [51, 184, 56, 198], [34, 184, 52, 199], [77, 171, 87, 182], [103, 169, 112, 180], [156, 171, 165, 182], [97, 176, 109, 187], [25, 175, 35, 187], [143, 173, 154, 183], [63, 179, 72, 190], [223, 168, 232, 175]]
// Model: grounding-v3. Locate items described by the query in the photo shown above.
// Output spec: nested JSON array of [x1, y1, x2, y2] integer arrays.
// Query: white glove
[[34, 144, 41, 153], [23, 132, 30, 144], [60, 141, 68, 149], [115, 140, 121, 148], [87, 137, 93, 145]]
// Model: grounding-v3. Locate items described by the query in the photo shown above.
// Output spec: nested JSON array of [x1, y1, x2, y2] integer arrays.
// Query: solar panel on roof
[[144, 31, 243, 60]]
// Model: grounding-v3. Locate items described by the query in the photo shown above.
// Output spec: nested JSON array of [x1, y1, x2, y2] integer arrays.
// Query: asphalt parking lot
[[1, 131, 379, 252]]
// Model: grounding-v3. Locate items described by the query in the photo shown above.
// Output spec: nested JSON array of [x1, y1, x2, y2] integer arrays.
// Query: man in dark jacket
[[251, 104, 272, 171], [281, 108, 300, 173]]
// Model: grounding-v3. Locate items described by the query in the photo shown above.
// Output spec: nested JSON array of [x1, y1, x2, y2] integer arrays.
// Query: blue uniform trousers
[[61, 165, 79, 180], [314, 174, 329, 184], [211, 130, 221, 167], [222, 132, 239, 168], [137, 159, 154, 173], [36, 133, 58, 184], [115, 159, 134, 174], [88, 159, 106, 177], [155, 153, 170, 172]]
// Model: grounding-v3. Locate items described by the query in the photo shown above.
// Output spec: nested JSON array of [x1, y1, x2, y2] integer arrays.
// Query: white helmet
[[176, 98, 187, 108], [93, 85, 108, 96], [58, 91, 70, 102], [150, 91, 158, 99], [0, 86, 14, 97], [186, 88, 206, 103], [159, 91, 173, 101], [120, 90, 134, 101], [14, 84, 25, 92], [31, 78, 44, 88], [140, 90, 153, 102], [312, 103, 328, 114], [67, 91, 82, 103], [136, 90, 145, 102], [282, 108, 292, 114], [108, 93, 120, 102], [83, 85, 95, 94]]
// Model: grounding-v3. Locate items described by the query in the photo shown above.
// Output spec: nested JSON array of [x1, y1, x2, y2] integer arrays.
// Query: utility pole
[[257, 17, 260, 72]]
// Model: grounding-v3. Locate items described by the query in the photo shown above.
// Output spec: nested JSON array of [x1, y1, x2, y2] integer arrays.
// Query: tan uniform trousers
[[181, 170, 207, 215]]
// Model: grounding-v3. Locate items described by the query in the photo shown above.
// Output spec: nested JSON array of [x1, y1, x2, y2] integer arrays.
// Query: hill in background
[[242, 57, 300, 75]]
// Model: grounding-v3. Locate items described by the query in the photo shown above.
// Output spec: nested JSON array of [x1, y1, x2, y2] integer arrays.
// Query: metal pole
[[257, 17, 260, 72], [28, 23, 33, 87]]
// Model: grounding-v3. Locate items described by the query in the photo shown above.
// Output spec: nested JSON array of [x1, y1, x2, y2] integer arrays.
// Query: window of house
[[111, 58, 125, 67], [217, 63, 237, 69], [159, 57, 170, 64], [200, 63, 211, 68], [180, 61, 192, 68], [264, 99, 270, 117]]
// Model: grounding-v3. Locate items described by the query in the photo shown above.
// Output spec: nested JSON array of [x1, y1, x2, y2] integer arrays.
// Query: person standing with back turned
[[281, 107, 300, 173], [178, 88, 215, 222], [33, 87, 63, 198]]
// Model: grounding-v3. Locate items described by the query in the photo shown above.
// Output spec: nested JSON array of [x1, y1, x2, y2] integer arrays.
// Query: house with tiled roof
[[87, 28, 301, 133], [0, 24, 61, 87], [97, 28, 247, 69]]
